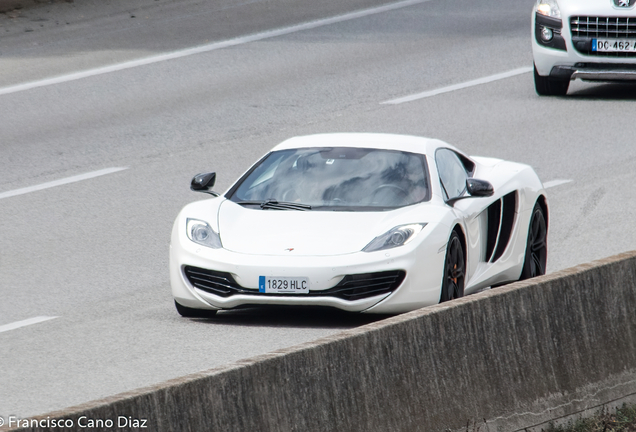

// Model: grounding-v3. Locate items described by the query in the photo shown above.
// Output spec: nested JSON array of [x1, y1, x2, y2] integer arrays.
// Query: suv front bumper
[[549, 63, 636, 81], [533, 11, 636, 81]]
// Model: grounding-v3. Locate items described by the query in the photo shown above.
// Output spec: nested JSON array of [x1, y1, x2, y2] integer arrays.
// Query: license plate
[[259, 276, 309, 294], [593, 39, 636, 52]]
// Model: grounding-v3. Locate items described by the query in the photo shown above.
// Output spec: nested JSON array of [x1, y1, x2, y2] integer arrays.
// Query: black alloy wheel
[[440, 230, 465, 302], [520, 203, 548, 280], [174, 300, 218, 318]]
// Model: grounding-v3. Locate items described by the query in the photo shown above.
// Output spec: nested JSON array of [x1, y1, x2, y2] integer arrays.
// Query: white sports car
[[170, 133, 548, 316], [532, 0, 636, 95]]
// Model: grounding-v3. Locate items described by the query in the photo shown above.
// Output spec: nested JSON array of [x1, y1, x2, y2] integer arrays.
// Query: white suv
[[532, 0, 636, 95]]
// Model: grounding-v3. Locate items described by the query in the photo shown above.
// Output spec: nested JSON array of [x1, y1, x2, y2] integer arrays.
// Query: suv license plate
[[259, 276, 309, 294], [593, 39, 636, 52]]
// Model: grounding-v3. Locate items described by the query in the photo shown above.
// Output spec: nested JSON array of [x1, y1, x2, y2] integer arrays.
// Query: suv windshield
[[227, 147, 430, 210]]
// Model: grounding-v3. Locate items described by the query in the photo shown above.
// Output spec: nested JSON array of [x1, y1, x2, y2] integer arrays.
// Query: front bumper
[[550, 63, 636, 80], [533, 12, 636, 81], [169, 219, 446, 314], [183, 265, 405, 310]]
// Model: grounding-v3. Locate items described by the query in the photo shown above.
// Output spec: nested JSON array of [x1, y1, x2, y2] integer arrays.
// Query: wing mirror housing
[[446, 178, 494, 206], [466, 178, 494, 197], [190, 172, 219, 196]]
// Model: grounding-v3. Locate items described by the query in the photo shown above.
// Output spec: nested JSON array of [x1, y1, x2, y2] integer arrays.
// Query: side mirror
[[446, 178, 494, 206], [466, 178, 494, 197], [190, 172, 219, 196]]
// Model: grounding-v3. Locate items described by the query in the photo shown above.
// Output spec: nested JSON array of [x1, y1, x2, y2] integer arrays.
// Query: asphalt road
[[2, 0, 636, 421]]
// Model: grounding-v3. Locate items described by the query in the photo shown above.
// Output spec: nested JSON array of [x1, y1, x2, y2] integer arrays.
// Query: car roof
[[272, 133, 459, 156]]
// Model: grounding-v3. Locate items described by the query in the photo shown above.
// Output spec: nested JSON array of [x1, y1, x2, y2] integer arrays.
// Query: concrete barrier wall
[[5, 251, 636, 432]]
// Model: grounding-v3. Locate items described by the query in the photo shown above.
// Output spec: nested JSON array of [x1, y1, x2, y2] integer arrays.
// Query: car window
[[435, 149, 468, 201], [228, 147, 431, 211]]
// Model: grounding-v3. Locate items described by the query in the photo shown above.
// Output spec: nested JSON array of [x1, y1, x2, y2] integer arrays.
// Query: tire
[[519, 203, 548, 280], [174, 300, 218, 318], [440, 230, 465, 302], [534, 65, 569, 96]]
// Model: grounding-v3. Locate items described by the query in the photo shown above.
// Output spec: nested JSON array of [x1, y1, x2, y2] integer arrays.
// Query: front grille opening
[[313, 271, 406, 301], [571, 16, 636, 56], [184, 266, 405, 301], [184, 266, 244, 297]]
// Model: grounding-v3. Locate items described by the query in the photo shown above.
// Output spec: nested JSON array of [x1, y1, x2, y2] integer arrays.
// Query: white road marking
[[0, 0, 433, 97], [0, 316, 58, 334], [543, 179, 573, 189], [381, 66, 533, 104], [0, 167, 128, 200]]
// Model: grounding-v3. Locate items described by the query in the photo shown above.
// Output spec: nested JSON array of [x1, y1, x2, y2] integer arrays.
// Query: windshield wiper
[[235, 199, 312, 211]]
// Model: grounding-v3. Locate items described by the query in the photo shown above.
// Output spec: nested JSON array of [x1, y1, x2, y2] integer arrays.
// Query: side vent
[[485, 200, 501, 262], [491, 192, 517, 262]]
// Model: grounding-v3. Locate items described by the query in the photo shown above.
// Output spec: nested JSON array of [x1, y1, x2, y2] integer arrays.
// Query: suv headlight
[[186, 218, 222, 249], [536, 0, 561, 18], [363, 224, 427, 252]]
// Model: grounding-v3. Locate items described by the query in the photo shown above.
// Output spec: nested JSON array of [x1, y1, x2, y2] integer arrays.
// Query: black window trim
[[434, 148, 473, 202]]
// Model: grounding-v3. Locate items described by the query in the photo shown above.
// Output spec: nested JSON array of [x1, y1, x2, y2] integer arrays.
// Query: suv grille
[[571, 16, 636, 56], [571, 16, 636, 38], [184, 266, 405, 301]]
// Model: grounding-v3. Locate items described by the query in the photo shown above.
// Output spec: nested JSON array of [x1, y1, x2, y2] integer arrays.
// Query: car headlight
[[536, 0, 561, 18], [363, 223, 427, 252], [186, 218, 222, 249]]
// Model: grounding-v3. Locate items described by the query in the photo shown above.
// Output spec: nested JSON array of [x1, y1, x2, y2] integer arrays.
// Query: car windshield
[[227, 147, 430, 210]]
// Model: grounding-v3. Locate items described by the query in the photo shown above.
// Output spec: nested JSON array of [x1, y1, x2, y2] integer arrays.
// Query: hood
[[217, 200, 415, 256], [558, 0, 634, 16]]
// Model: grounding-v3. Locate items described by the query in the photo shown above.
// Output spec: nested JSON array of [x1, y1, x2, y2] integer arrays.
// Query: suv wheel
[[534, 65, 569, 96]]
